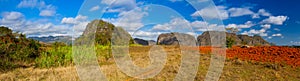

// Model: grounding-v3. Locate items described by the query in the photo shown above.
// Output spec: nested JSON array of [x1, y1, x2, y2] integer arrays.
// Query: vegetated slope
[[0, 26, 42, 71], [77, 20, 134, 45], [198, 31, 270, 46], [29, 36, 72, 44]]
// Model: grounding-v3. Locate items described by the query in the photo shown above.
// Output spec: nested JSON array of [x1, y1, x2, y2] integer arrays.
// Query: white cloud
[[89, 5, 100, 12], [104, 7, 148, 31], [261, 16, 288, 25], [272, 33, 282, 37], [101, 0, 115, 5], [226, 21, 255, 29], [17, 0, 57, 17], [0, 11, 81, 37], [274, 28, 280, 31], [152, 18, 191, 31], [228, 7, 255, 17], [102, 0, 137, 13], [290, 41, 300, 45], [61, 15, 89, 37], [258, 9, 272, 17], [133, 31, 163, 39], [17, 0, 45, 8], [252, 9, 272, 19], [261, 24, 271, 29], [61, 15, 88, 24], [152, 18, 224, 32], [169, 0, 183, 2], [39, 9, 56, 16], [0, 11, 25, 26], [191, 6, 229, 20], [241, 29, 268, 37]]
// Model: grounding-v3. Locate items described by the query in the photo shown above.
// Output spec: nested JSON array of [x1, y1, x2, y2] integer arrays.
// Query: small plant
[[226, 37, 235, 48]]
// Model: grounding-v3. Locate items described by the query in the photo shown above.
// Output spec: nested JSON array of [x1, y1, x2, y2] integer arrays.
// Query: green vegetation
[[226, 37, 235, 48], [35, 45, 72, 68], [0, 26, 42, 71]]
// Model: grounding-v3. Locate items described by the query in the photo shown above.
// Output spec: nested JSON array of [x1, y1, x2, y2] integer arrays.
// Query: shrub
[[0, 27, 42, 71], [226, 37, 235, 48]]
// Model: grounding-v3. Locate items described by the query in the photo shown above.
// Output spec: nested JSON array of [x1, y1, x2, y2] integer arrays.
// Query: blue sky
[[0, 0, 299, 45]]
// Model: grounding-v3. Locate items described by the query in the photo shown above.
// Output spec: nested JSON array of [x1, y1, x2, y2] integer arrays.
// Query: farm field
[[1, 46, 300, 81]]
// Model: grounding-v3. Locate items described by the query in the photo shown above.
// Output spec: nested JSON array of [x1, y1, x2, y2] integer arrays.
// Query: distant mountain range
[[28, 36, 72, 44]]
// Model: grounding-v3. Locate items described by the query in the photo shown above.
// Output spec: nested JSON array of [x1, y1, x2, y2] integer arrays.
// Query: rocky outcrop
[[157, 32, 196, 45], [78, 20, 134, 45], [134, 38, 156, 46], [197, 31, 270, 46]]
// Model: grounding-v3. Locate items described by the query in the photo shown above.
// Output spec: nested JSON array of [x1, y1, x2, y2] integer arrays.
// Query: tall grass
[[35, 46, 73, 68]]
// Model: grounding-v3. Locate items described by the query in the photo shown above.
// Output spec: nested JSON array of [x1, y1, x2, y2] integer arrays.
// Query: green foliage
[[95, 45, 112, 61], [226, 37, 235, 48], [35, 46, 73, 68], [0, 27, 42, 71]]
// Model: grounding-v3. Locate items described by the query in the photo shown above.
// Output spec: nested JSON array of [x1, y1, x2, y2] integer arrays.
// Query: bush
[[0, 27, 42, 71], [226, 37, 235, 48]]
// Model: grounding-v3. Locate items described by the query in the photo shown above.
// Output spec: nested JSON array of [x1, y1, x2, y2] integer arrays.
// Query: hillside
[[197, 31, 270, 46], [0, 26, 42, 71], [77, 20, 134, 45], [29, 36, 72, 44]]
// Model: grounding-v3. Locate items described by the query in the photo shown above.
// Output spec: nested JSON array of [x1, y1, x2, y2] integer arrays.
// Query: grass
[[35, 46, 73, 68], [1, 46, 300, 80]]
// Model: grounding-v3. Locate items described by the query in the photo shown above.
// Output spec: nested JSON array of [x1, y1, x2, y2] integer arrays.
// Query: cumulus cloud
[[61, 15, 89, 37], [241, 29, 268, 37], [226, 21, 255, 29], [39, 9, 56, 16], [228, 7, 255, 17], [0, 11, 77, 37], [261, 16, 288, 25], [274, 28, 280, 31], [17, 0, 57, 17], [261, 24, 271, 29], [89, 5, 100, 12], [258, 9, 272, 17], [290, 41, 300, 45], [0, 11, 25, 25], [132, 31, 163, 39], [152, 18, 191, 31], [272, 33, 282, 37], [17, 0, 45, 8], [152, 17, 224, 33], [191, 6, 229, 20], [191, 6, 268, 20], [103, 7, 148, 31], [102, 0, 137, 13], [61, 15, 88, 24]]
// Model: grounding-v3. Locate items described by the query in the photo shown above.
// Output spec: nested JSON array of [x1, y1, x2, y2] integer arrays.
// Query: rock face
[[157, 32, 196, 45], [133, 38, 156, 46], [79, 20, 134, 45], [197, 31, 270, 46]]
